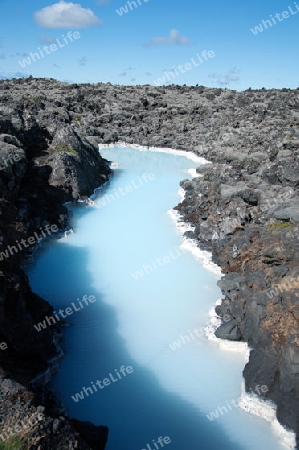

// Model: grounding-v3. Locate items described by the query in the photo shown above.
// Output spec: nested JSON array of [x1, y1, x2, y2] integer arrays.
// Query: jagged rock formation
[[0, 78, 111, 449], [0, 373, 108, 449], [176, 164, 299, 441], [0, 76, 298, 448]]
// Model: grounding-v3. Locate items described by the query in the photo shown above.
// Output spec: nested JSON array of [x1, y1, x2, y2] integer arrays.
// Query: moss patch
[[203, 171, 212, 182], [0, 436, 26, 450], [49, 142, 78, 155], [267, 221, 294, 233]]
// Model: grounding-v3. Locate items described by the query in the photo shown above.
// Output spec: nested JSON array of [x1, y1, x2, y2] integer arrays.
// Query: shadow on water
[[27, 232, 244, 450]]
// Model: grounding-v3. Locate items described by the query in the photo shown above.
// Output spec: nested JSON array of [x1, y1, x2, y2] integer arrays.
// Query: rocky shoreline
[[174, 156, 299, 447], [0, 76, 111, 448], [0, 77, 298, 448]]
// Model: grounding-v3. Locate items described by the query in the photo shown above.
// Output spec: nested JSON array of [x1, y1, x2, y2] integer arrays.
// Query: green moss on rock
[[267, 221, 294, 233], [49, 143, 78, 155]]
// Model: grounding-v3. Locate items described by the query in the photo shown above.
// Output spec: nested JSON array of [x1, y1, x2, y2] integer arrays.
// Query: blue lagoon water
[[26, 146, 290, 450]]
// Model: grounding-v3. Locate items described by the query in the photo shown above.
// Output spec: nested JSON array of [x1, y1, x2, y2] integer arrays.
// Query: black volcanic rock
[[0, 77, 298, 448], [70, 419, 109, 450], [0, 79, 111, 449], [214, 319, 242, 341]]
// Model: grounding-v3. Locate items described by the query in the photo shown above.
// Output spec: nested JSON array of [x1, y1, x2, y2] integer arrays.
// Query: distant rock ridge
[[0, 77, 298, 448]]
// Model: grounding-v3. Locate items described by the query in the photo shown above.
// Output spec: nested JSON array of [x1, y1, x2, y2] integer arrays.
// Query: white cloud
[[118, 67, 135, 77], [229, 66, 240, 75], [35, 1, 102, 28], [40, 34, 57, 44], [0, 72, 27, 80], [10, 52, 29, 57], [218, 74, 239, 85], [209, 67, 240, 86], [143, 29, 191, 48], [78, 56, 87, 66]]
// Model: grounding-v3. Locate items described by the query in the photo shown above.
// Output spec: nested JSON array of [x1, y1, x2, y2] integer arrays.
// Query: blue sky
[[0, 0, 298, 89]]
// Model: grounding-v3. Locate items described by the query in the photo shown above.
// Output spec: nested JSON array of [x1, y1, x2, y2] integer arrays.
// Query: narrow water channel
[[26, 146, 288, 450]]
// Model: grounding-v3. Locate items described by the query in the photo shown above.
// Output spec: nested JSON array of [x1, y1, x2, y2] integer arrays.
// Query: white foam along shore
[[206, 303, 295, 448], [238, 380, 296, 449], [98, 142, 219, 274], [98, 141, 208, 164], [98, 141, 296, 449]]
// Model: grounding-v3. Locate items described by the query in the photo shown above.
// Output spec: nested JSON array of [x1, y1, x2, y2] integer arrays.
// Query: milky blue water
[[26, 146, 288, 450]]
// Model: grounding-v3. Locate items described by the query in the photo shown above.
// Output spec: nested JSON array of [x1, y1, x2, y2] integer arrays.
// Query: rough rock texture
[[176, 165, 299, 443], [0, 78, 111, 449], [0, 76, 298, 447], [0, 371, 108, 449]]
